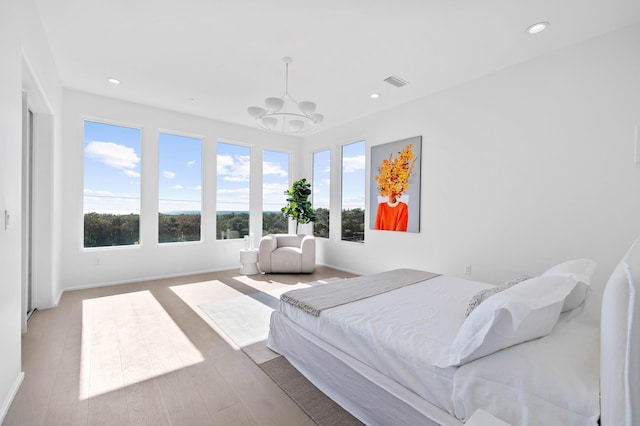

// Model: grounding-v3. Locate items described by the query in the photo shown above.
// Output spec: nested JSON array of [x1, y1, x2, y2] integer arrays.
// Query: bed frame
[[268, 237, 640, 425]]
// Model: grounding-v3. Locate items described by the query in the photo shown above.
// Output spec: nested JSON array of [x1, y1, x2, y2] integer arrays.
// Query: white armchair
[[258, 234, 316, 274]]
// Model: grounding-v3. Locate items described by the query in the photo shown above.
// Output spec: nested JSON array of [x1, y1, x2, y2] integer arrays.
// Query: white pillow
[[465, 275, 533, 317], [438, 275, 578, 367], [542, 258, 596, 312]]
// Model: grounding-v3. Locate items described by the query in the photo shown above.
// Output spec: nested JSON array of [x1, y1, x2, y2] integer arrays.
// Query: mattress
[[278, 275, 493, 415], [271, 274, 601, 425]]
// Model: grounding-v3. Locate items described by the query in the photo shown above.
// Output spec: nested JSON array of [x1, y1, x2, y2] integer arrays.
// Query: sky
[[313, 149, 330, 208], [341, 140, 366, 210], [84, 120, 365, 215], [158, 133, 202, 214], [216, 142, 251, 212], [84, 121, 142, 214], [262, 150, 289, 212]]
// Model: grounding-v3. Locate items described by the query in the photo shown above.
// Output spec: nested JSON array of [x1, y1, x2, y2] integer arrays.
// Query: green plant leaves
[[281, 178, 316, 233]]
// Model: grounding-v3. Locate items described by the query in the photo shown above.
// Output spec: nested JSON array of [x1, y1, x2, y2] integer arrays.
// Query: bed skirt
[[267, 311, 463, 426]]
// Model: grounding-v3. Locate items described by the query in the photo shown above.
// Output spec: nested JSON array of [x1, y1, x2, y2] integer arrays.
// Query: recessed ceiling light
[[370, 93, 381, 99], [526, 22, 549, 34], [106, 77, 121, 85]]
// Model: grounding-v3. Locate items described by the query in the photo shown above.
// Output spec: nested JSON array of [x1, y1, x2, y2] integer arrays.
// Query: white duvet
[[277, 275, 600, 425]]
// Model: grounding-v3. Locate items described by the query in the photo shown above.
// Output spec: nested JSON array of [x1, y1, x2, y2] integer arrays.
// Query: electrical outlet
[[464, 264, 472, 275]]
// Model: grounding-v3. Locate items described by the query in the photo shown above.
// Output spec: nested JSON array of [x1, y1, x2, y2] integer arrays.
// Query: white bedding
[[279, 275, 491, 415], [271, 274, 601, 424]]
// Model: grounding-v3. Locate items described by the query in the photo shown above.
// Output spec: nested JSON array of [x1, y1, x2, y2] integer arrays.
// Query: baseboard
[[60, 265, 238, 293], [58, 263, 360, 297], [319, 262, 363, 276], [0, 372, 24, 424]]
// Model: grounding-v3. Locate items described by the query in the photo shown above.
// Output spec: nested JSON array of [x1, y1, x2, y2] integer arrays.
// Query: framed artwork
[[369, 136, 421, 233]]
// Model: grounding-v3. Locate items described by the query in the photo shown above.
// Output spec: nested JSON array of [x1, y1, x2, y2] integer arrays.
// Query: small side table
[[239, 249, 259, 275]]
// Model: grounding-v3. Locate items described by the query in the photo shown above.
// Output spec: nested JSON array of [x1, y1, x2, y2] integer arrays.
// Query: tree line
[[84, 211, 298, 247], [84, 208, 364, 247]]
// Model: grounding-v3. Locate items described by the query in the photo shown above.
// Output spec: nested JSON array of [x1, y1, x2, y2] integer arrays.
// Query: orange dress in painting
[[374, 201, 408, 231]]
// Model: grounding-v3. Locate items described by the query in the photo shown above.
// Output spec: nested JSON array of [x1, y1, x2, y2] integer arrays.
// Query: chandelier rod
[[285, 61, 289, 95]]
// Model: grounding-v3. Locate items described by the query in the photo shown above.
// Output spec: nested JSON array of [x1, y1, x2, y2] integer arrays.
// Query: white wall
[[60, 91, 303, 291], [21, 0, 64, 311], [0, 0, 62, 420], [305, 23, 640, 289], [0, 1, 26, 420]]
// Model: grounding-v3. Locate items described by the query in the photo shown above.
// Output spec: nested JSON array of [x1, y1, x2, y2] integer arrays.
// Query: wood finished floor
[[4, 266, 356, 426]]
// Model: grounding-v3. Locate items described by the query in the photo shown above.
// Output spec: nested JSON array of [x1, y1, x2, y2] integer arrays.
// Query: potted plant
[[281, 178, 317, 234]]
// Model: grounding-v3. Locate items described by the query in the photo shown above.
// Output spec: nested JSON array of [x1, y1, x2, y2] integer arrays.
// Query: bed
[[267, 236, 640, 425]]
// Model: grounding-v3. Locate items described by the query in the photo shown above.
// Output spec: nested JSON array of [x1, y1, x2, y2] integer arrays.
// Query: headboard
[[600, 236, 640, 425]]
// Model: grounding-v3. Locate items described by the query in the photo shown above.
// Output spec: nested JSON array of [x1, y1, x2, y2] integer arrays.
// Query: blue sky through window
[[342, 141, 366, 210], [158, 133, 202, 214], [263, 150, 289, 212], [84, 120, 141, 214], [313, 150, 330, 208], [217, 142, 250, 212]]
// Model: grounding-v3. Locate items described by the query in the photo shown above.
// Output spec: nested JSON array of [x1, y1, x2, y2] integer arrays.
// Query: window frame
[[312, 148, 331, 239], [215, 139, 252, 241], [262, 148, 291, 236], [82, 117, 144, 250], [340, 139, 366, 244], [157, 130, 204, 245]]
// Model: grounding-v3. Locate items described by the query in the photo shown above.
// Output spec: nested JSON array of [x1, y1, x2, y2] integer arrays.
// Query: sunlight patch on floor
[[169, 280, 246, 349], [80, 290, 204, 400]]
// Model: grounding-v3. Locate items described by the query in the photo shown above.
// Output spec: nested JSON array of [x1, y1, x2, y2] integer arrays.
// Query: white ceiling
[[35, 0, 640, 134]]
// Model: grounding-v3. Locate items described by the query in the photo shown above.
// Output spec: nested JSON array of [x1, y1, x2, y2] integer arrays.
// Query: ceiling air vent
[[384, 75, 408, 88]]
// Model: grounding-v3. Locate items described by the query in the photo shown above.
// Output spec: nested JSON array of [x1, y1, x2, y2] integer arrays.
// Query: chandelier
[[248, 57, 324, 134]]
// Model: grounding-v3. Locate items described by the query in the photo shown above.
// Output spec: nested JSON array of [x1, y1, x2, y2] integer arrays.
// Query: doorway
[[22, 93, 35, 325]]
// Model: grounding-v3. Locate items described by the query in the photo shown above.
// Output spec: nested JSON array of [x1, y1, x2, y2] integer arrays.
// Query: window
[[263, 150, 289, 235], [83, 120, 141, 247], [158, 133, 202, 243], [341, 140, 366, 243], [216, 142, 250, 239], [312, 149, 330, 238]]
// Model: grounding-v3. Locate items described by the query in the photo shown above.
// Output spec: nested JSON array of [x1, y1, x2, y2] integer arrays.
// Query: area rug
[[259, 356, 363, 425], [198, 289, 282, 363], [198, 277, 363, 424], [197, 277, 344, 364]]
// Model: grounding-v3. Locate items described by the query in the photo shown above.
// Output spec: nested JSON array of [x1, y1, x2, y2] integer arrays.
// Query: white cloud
[[342, 194, 366, 209], [187, 160, 196, 167], [163, 170, 176, 179], [85, 141, 140, 170], [84, 189, 114, 196], [263, 161, 288, 177], [171, 184, 184, 190], [217, 154, 234, 173], [263, 182, 288, 210], [262, 182, 288, 195], [216, 187, 250, 206], [342, 155, 365, 173], [83, 195, 140, 215], [217, 154, 250, 182], [217, 187, 249, 196], [123, 170, 140, 178]]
